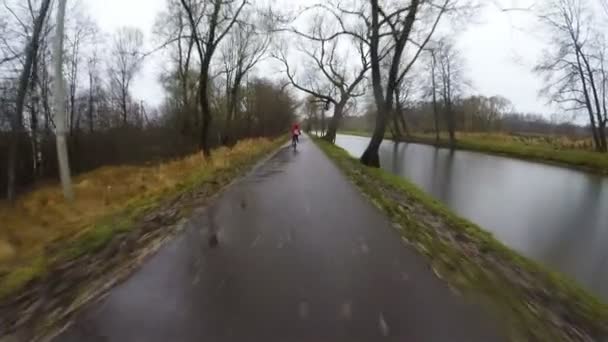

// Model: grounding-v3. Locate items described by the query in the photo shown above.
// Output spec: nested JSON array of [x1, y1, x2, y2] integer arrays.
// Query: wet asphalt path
[[56, 135, 505, 341]]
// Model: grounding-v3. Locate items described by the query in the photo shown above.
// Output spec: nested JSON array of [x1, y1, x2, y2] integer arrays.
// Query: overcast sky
[[82, 0, 554, 116]]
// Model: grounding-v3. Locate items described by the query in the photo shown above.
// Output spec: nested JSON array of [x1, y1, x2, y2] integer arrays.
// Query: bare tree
[[600, 0, 608, 16], [154, 0, 198, 131], [423, 48, 441, 142], [461, 95, 511, 131], [23, 1, 52, 178], [0, 2, 23, 68], [0, 14, 10, 65], [536, 0, 607, 152], [360, 0, 452, 166], [303, 95, 322, 133], [5, 0, 52, 201], [392, 71, 419, 138], [436, 38, 466, 145], [275, 8, 370, 143], [65, 10, 98, 134], [220, 11, 270, 145], [85, 49, 100, 133], [39, 35, 54, 132], [179, 0, 247, 155], [108, 27, 144, 126]]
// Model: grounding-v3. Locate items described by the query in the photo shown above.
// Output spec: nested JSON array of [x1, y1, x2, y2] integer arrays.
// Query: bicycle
[[292, 135, 298, 151]]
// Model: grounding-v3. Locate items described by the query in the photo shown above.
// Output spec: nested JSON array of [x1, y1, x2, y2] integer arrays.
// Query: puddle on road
[[249, 146, 295, 182]]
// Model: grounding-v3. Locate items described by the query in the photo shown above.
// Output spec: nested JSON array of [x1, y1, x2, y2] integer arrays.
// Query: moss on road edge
[[314, 137, 608, 341]]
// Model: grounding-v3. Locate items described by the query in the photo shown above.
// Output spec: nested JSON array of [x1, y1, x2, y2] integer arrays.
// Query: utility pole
[[53, 0, 74, 200]]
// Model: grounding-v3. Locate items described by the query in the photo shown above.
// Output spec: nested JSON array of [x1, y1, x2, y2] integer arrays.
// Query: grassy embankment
[[0, 137, 284, 300], [315, 137, 608, 341], [340, 130, 608, 174]]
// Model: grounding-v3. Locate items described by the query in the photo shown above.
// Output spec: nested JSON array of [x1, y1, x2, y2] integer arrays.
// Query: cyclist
[[292, 123, 301, 145]]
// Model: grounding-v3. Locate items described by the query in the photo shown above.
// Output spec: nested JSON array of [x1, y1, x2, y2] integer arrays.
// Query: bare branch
[[397, 0, 449, 86], [272, 49, 336, 104], [214, 0, 248, 49]]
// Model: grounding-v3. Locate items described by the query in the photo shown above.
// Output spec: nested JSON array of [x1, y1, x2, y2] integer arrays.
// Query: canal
[[336, 134, 608, 300]]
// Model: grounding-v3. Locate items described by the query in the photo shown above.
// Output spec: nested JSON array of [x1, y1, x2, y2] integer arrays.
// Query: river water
[[335, 134, 608, 300]]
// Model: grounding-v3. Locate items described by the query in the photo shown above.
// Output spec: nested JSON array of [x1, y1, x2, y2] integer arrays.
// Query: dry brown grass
[[0, 138, 276, 282], [410, 131, 595, 151]]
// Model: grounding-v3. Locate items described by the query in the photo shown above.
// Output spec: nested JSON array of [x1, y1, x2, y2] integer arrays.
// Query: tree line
[[3, 0, 608, 201], [272, 0, 474, 166], [278, 0, 608, 162], [0, 0, 296, 201], [535, 0, 608, 152], [334, 94, 591, 138]]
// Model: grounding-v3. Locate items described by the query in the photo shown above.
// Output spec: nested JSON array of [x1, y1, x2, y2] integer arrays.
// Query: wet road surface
[[56, 136, 505, 341]]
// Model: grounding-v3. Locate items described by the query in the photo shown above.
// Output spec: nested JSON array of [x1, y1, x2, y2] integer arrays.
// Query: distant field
[[427, 131, 595, 151], [339, 130, 608, 174]]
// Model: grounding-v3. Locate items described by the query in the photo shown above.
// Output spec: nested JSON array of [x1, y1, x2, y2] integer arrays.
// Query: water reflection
[[335, 135, 608, 300]]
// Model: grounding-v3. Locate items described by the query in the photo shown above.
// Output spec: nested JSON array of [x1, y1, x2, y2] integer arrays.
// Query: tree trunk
[[392, 110, 402, 139], [360, 0, 384, 167], [223, 76, 241, 145], [433, 101, 440, 143], [444, 101, 456, 146], [431, 54, 440, 143], [53, 0, 74, 201], [121, 87, 128, 126], [6, 0, 52, 201], [323, 101, 345, 143], [389, 119, 398, 140], [393, 88, 404, 139], [447, 111, 455, 145], [178, 0, 238, 156], [312, 112, 319, 136], [31, 50, 41, 178], [579, 50, 607, 152], [398, 110, 410, 137], [69, 84, 76, 135], [445, 60, 456, 146], [41, 50, 52, 132], [87, 72, 95, 133], [198, 68, 212, 156], [361, 0, 418, 168], [320, 109, 326, 136], [360, 108, 388, 167], [574, 49, 601, 151], [69, 58, 77, 135], [598, 121, 608, 152]]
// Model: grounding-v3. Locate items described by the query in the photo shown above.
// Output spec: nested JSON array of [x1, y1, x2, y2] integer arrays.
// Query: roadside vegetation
[[340, 130, 608, 174], [1, 0, 296, 304], [315, 138, 608, 341], [0, 137, 283, 300]]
